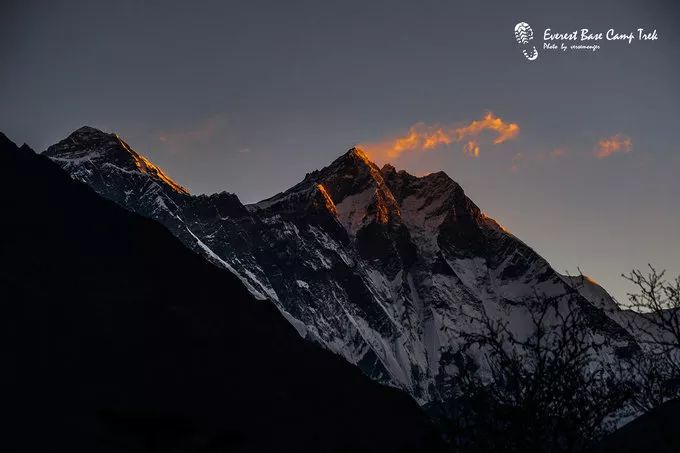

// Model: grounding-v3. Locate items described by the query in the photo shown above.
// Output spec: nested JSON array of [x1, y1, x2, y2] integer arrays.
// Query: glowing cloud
[[594, 134, 632, 159], [454, 112, 520, 145], [370, 123, 453, 160], [158, 114, 229, 153], [463, 140, 480, 158], [360, 112, 520, 163]]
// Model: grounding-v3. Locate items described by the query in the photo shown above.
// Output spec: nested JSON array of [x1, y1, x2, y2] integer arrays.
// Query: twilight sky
[[1, 0, 679, 304]]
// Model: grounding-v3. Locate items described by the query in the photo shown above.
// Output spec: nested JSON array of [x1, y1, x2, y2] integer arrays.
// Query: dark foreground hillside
[[0, 133, 442, 453], [595, 399, 680, 453]]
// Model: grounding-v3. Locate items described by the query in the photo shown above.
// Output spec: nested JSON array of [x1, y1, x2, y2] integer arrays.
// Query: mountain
[[0, 132, 442, 452], [595, 398, 680, 453], [44, 127, 639, 408]]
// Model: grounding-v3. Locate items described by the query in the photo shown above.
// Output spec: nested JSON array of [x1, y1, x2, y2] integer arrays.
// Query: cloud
[[359, 112, 519, 163], [463, 140, 480, 158], [594, 134, 632, 159], [368, 122, 452, 160], [454, 112, 520, 145], [422, 127, 453, 150], [157, 115, 229, 153]]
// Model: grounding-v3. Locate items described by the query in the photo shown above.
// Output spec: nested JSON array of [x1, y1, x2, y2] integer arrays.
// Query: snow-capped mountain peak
[[46, 127, 640, 409], [45, 126, 188, 195]]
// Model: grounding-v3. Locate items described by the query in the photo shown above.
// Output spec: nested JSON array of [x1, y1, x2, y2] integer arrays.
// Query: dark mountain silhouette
[[0, 132, 442, 452], [595, 399, 680, 453]]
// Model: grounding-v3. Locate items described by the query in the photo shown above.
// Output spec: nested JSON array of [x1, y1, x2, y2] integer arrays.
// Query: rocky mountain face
[[1, 132, 441, 452], [45, 126, 638, 406]]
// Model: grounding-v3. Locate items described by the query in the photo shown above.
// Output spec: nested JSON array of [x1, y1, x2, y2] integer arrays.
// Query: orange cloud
[[422, 127, 453, 150], [594, 134, 632, 159], [454, 112, 520, 145], [372, 123, 453, 160], [158, 115, 229, 153], [463, 140, 480, 158], [360, 112, 520, 164]]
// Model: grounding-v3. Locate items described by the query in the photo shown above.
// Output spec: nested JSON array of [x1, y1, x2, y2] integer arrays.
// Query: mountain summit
[[2, 133, 441, 452], [45, 127, 637, 407], [47, 126, 188, 194]]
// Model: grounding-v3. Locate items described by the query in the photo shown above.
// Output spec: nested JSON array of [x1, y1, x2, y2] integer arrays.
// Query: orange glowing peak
[[583, 275, 600, 286], [315, 183, 337, 215], [349, 147, 371, 164], [481, 211, 512, 234], [497, 222, 511, 234], [116, 135, 189, 194], [374, 195, 390, 224]]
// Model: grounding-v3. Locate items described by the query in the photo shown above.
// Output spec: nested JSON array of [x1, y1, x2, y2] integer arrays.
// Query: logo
[[513, 22, 659, 61], [514, 22, 538, 61]]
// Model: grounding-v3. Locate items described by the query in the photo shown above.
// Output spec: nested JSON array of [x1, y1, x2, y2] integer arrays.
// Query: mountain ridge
[[43, 126, 639, 408], [2, 133, 442, 451]]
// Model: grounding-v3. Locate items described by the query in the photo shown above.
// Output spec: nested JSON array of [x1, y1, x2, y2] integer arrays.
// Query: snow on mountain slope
[[45, 126, 277, 302], [562, 274, 676, 355], [562, 274, 621, 312], [45, 127, 639, 406]]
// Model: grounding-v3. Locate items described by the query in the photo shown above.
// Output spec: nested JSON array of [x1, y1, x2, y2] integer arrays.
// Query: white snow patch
[[335, 187, 375, 234], [296, 280, 310, 289]]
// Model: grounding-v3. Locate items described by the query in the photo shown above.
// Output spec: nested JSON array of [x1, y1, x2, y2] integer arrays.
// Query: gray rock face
[[45, 127, 637, 405]]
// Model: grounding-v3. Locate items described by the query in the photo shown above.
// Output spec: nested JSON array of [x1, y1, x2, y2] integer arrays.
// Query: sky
[[1, 0, 679, 304]]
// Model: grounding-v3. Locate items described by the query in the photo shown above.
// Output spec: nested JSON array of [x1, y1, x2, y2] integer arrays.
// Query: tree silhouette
[[451, 289, 629, 453], [621, 266, 680, 413]]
